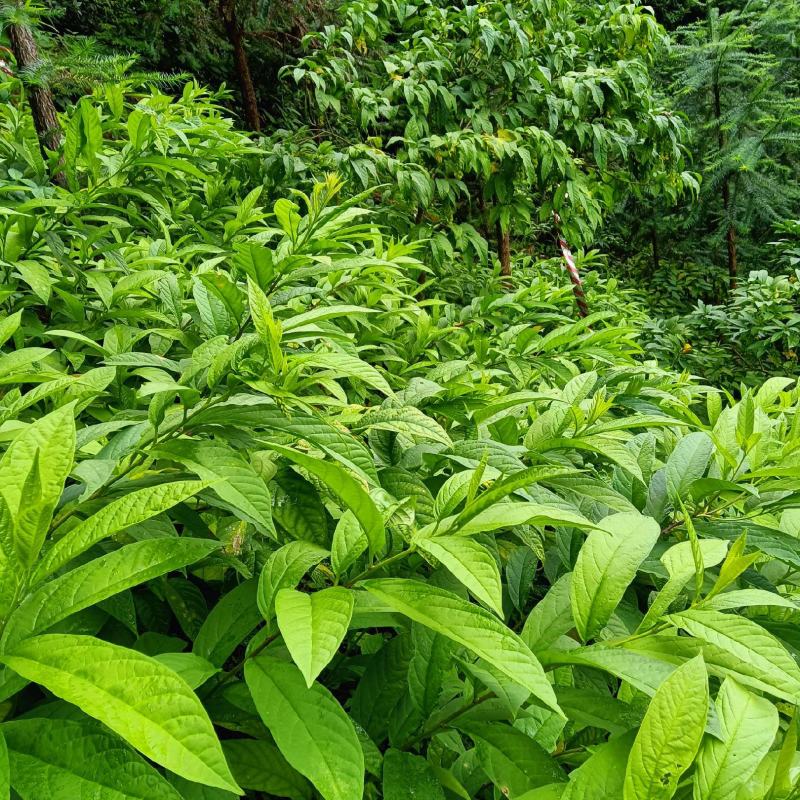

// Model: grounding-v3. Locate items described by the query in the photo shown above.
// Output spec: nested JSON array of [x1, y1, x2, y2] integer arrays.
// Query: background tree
[[286, 0, 694, 275]]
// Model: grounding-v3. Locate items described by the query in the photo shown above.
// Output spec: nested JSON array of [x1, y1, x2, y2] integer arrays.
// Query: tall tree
[[671, 2, 800, 289], [217, 0, 260, 132], [1, 2, 61, 155]]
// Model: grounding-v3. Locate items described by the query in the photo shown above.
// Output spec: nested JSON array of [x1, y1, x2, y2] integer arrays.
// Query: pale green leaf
[[257, 541, 329, 622], [245, 655, 364, 800], [571, 513, 660, 640], [3, 717, 182, 800], [416, 535, 503, 616], [362, 578, 561, 715], [276, 587, 354, 686], [694, 677, 778, 800], [624, 655, 708, 800], [32, 480, 207, 583], [1, 635, 240, 793]]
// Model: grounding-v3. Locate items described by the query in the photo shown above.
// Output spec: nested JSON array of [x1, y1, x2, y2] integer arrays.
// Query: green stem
[[346, 547, 415, 586]]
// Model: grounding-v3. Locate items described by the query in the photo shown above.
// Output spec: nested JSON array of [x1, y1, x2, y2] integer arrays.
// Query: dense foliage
[[1, 1, 800, 799]]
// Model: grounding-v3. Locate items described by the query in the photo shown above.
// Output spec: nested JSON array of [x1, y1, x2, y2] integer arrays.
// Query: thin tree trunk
[[495, 221, 511, 277], [218, 0, 261, 132], [6, 21, 62, 158], [713, 73, 736, 290]]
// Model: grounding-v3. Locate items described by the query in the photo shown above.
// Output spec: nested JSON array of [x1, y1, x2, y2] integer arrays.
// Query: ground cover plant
[[3, 4, 800, 800]]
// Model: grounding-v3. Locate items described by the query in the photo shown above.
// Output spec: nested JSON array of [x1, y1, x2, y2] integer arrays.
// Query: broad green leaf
[[383, 749, 444, 800], [32, 480, 206, 582], [452, 466, 579, 532], [193, 579, 261, 667], [416, 535, 503, 616], [562, 731, 635, 800], [296, 352, 393, 396], [666, 432, 713, 502], [0, 404, 76, 568], [362, 578, 561, 715], [623, 655, 708, 800], [154, 440, 274, 537], [451, 502, 595, 537], [456, 722, 566, 795], [522, 573, 574, 653], [571, 513, 660, 640], [276, 587, 354, 687], [3, 717, 182, 800], [0, 635, 240, 793], [355, 406, 452, 447], [257, 541, 329, 622], [331, 511, 368, 578], [667, 609, 800, 703], [693, 677, 778, 800], [222, 739, 311, 799], [153, 653, 219, 690], [263, 442, 385, 554], [639, 539, 728, 631], [2, 538, 219, 648], [245, 655, 364, 800]]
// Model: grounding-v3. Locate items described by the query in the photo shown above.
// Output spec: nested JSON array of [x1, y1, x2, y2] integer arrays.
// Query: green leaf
[[452, 466, 579, 532], [257, 541, 329, 622], [667, 608, 800, 703], [193, 579, 261, 667], [3, 717, 182, 800], [382, 749, 444, 800], [456, 722, 566, 795], [356, 406, 452, 447], [331, 511, 368, 578], [222, 739, 311, 799], [0, 635, 240, 793], [522, 573, 574, 653], [153, 653, 219, 690], [0, 404, 76, 568], [693, 677, 778, 800], [154, 440, 274, 537], [561, 731, 635, 800], [263, 443, 385, 555], [245, 655, 364, 800], [623, 655, 708, 800], [571, 513, 660, 641], [416, 535, 503, 615], [275, 587, 354, 686], [362, 578, 561, 715], [666, 432, 713, 502], [32, 480, 206, 582], [2, 538, 220, 649]]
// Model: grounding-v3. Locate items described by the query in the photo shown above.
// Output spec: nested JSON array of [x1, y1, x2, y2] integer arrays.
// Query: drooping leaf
[[257, 541, 329, 622], [275, 587, 354, 687], [362, 578, 561, 715], [1, 635, 240, 793], [245, 655, 364, 800], [3, 717, 182, 800], [416, 535, 504, 616]]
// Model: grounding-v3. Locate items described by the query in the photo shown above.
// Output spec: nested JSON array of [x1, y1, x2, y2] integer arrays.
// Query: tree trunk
[[218, 0, 261, 132], [713, 72, 736, 290], [495, 221, 511, 277], [6, 21, 62, 156]]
